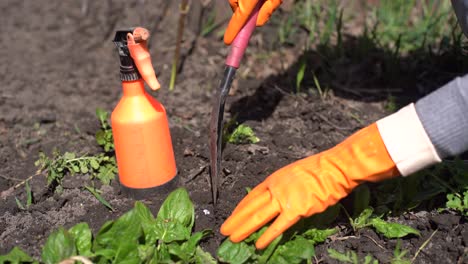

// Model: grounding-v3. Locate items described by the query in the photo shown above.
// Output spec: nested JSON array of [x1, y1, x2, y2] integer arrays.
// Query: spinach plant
[[217, 225, 337, 264], [0, 188, 216, 264]]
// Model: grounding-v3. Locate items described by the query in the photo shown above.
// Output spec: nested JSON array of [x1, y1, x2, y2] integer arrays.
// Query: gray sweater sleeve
[[452, 0, 468, 37], [415, 74, 468, 158]]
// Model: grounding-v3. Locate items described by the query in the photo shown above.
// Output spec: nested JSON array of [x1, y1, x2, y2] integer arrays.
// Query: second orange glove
[[220, 123, 400, 249], [224, 0, 283, 45]]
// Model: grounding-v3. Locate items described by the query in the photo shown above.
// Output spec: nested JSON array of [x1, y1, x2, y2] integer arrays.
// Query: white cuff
[[376, 103, 441, 176]]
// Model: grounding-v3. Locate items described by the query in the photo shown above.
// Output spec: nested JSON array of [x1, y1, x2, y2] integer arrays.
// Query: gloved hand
[[224, 0, 283, 45], [220, 123, 400, 249]]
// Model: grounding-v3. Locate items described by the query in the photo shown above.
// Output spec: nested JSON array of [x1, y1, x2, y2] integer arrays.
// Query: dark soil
[[0, 1, 467, 263]]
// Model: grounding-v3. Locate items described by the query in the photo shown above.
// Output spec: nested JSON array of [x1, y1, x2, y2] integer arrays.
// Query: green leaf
[[353, 207, 374, 229], [85, 186, 114, 211], [178, 230, 211, 258], [24, 180, 32, 208], [227, 124, 260, 144], [194, 246, 217, 264], [257, 233, 283, 264], [157, 188, 195, 229], [95, 130, 107, 145], [15, 197, 25, 210], [134, 202, 159, 244], [328, 249, 355, 263], [96, 164, 116, 185], [154, 218, 191, 243], [96, 108, 109, 123], [41, 227, 77, 264], [137, 244, 155, 262], [93, 208, 142, 262], [63, 152, 76, 160], [370, 218, 420, 238], [269, 236, 315, 264], [303, 228, 338, 243], [69, 223, 92, 256], [0, 247, 35, 263], [217, 239, 255, 264], [80, 163, 89, 174], [364, 255, 378, 264], [93, 248, 115, 260], [90, 159, 100, 170], [296, 59, 307, 92], [152, 243, 172, 263], [71, 164, 80, 173]]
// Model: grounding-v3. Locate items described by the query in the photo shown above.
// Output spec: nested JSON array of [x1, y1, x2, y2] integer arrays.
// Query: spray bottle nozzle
[[113, 29, 140, 82], [113, 28, 160, 90]]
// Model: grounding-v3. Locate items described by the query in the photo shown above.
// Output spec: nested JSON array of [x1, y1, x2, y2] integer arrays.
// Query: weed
[[391, 240, 411, 264], [277, 15, 298, 45], [311, 71, 327, 98], [445, 190, 468, 216], [15, 180, 32, 210], [95, 108, 114, 153], [200, 9, 217, 37], [370, 0, 454, 53], [347, 207, 420, 238], [328, 248, 378, 264], [35, 150, 117, 191], [385, 95, 398, 112], [84, 185, 114, 211], [224, 122, 260, 144], [296, 59, 307, 93]]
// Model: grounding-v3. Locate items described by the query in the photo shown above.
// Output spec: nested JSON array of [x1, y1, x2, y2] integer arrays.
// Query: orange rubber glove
[[224, 0, 283, 45], [220, 123, 400, 249]]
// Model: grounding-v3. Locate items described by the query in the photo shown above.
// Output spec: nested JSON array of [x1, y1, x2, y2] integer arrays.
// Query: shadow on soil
[[230, 31, 468, 124]]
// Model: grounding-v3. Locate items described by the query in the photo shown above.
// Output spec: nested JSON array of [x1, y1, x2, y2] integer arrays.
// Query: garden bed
[[0, 1, 467, 263]]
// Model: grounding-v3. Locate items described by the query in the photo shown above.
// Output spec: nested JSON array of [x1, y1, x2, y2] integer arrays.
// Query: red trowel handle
[[225, 1, 264, 68]]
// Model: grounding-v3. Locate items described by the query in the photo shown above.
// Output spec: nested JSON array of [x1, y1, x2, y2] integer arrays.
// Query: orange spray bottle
[[112, 28, 177, 194]]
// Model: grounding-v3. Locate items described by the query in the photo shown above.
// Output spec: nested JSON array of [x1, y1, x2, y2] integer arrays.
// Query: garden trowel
[[209, 2, 263, 205]]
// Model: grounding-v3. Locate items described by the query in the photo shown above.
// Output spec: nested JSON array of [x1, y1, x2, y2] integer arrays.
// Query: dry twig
[[0, 170, 42, 200], [411, 229, 438, 263]]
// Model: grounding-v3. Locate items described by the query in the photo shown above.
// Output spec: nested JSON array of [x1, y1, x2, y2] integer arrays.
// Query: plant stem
[[169, 0, 190, 91]]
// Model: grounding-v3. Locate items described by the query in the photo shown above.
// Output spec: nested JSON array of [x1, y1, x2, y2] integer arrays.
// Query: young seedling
[[296, 59, 307, 93], [391, 240, 411, 264], [84, 185, 114, 211], [226, 124, 260, 144], [200, 8, 218, 37], [445, 190, 468, 216], [345, 207, 420, 238], [328, 248, 378, 264], [95, 108, 114, 153], [15, 180, 32, 210]]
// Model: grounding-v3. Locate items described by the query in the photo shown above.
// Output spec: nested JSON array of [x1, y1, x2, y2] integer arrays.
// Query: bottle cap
[[113, 29, 141, 82]]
